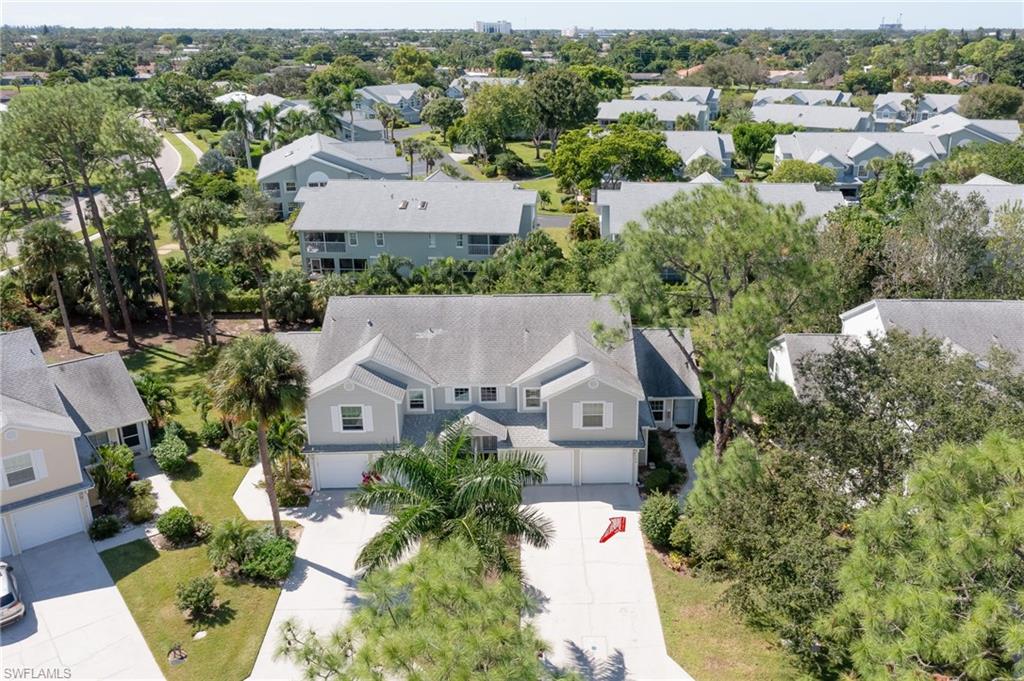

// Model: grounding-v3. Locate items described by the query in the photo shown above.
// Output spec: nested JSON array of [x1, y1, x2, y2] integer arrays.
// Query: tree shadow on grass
[[100, 538, 162, 581], [170, 459, 202, 482], [192, 601, 237, 630]]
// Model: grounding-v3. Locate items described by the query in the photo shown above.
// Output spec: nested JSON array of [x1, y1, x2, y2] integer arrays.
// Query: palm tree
[[417, 142, 443, 175], [276, 110, 314, 147], [362, 253, 412, 294], [133, 371, 178, 427], [20, 220, 86, 350], [336, 84, 361, 140], [374, 102, 399, 142], [674, 113, 699, 131], [256, 102, 282, 149], [400, 138, 420, 179], [222, 227, 279, 331], [210, 335, 309, 537], [309, 95, 342, 136], [224, 101, 255, 168], [267, 415, 306, 485], [349, 423, 553, 574]]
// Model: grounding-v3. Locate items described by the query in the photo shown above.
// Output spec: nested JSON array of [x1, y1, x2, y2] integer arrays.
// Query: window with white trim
[[581, 402, 605, 429], [341, 406, 364, 431], [87, 431, 111, 449], [452, 387, 470, 403], [649, 400, 665, 422], [480, 386, 498, 402], [428, 234, 436, 248], [456, 234, 464, 248], [285, 181, 297, 192], [375, 232, 385, 247], [120, 423, 142, 448], [408, 389, 426, 410], [524, 388, 541, 409], [4, 452, 37, 487], [348, 232, 358, 246]]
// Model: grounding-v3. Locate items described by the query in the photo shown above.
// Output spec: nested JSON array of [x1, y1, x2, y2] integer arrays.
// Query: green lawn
[[171, 449, 250, 524], [507, 141, 551, 175], [184, 132, 210, 153], [648, 551, 798, 681], [124, 344, 205, 431], [164, 132, 198, 173], [518, 176, 571, 215], [264, 220, 297, 270], [540, 226, 572, 255], [101, 540, 279, 681]]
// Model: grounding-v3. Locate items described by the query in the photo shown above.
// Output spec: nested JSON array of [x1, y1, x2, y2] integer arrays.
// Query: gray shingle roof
[[356, 83, 423, 105], [772, 333, 859, 399], [596, 181, 846, 236], [663, 131, 734, 164], [292, 180, 536, 235], [630, 85, 720, 104], [751, 103, 871, 130], [753, 88, 849, 106], [939, 180, 1024, 229], [48, 353, 150, 434], [257, 133, 407, 181], [634, 329, 701, 399], [902, 113, 1021, 143], [597, 99, 708, 123], [774, 132, 946, 166], [0, 329, 78, 434], [873, 92, 961, 114]]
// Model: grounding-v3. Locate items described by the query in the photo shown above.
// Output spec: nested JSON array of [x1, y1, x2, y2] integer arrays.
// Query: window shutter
[[496, 386, 506, 403], [331, 406, 342, 433], [604, 402, 614, 429], [445, 388, 454, 403], [572, 403, 582, 429], [363, 406, 374, 432], [31, 449, 48, 481]]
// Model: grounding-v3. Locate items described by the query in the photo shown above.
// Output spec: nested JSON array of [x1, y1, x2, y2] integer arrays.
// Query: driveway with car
[[0, 534, 162, 679], [522, 484, 694, 681]]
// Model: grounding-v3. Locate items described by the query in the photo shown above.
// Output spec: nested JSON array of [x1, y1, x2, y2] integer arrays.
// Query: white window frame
[[523, 388, 542, 410], [456, 234, 464, 248], [307, 257, 323, 274], [452, 387, 470, 404], [120, 423, 142, 448], [579, 402, 605, 429], [331, 405, 373, 433], [408, 389, 426, 411], [347, 232, 358, 247], [427, 233, 436, 248], [375, 232, 385, 247], [87, 430, 111, 449], [285, 180, 297, 193], [480, 386, 498, 403], [649, 400, 666, 422], [3, 451, 43, 488]]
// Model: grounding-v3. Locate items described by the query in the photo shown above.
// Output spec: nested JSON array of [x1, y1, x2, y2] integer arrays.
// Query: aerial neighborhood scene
[[2, 0, 1024, 679]]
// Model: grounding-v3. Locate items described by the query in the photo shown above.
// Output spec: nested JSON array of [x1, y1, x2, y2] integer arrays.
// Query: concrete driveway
[[522, 485, 694, 681], [0, 534, 162, 680], [247, 492, 388, 681]]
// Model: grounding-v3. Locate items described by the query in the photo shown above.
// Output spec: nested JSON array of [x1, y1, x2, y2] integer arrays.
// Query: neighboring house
[[355, 83, 425, 123], [277, 294, 700, 489], [902, 112, 1022, 152], [213, 90, 253, 106], [596, 99, 710, 130], [939, 174, 1024, 229], [291, 179, 538, 274], [752, 88, 851, 107], [751, 103, 874, 131], [768, 299, 1024, 398], [773, 132, 946, 189], [217, 91, 385, 142], [663, 131, 735, 176], [872, 92, 961, 129], [257, 133, 408, 218], [767, 69, 810, 85], [447, 75, 524, 99], [630, 85, 721, 119], [0, 71, 46, 86], [0, 329, 150, 556], [595, 180, 847, 239]]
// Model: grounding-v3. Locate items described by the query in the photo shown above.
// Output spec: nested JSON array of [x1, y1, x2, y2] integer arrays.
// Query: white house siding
[[840, 305, 886, 340]]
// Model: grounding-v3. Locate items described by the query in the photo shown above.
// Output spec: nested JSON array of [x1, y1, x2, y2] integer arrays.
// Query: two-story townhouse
[[773, 132, 946, 192], [902, 112, 1021, 153], [355, 83, 425, 123], [596, 99, 710, 131], [257, 134, 409, 218], [447, 75, 524, 99], [751, 103, 874, 131], [663, 131, 735, 176], [873, 92, 961, 129], [752, 88, 851, 107], [278, 294, 700, 489], [595, 179, 847, 239], [1, 330, 150, 556], [291, 180, 537, 274], [939, 174, 1024, 231], [768, 299, 1024, 399], [630, 86, 721, 119], [216, 92, 384, 142]]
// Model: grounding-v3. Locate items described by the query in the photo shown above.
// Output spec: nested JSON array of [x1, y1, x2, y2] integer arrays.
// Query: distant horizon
[[3, 1, 1022, 32]]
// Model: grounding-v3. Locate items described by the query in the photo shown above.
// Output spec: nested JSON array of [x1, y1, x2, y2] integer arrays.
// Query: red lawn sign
[[599, 516, 626, 543]]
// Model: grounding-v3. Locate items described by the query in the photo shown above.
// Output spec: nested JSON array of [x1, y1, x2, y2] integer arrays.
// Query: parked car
[[0, 562, 26, 626]]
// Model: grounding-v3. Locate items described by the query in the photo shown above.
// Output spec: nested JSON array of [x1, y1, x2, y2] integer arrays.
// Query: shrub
[[127, 493, 157, 524], [265, 269, 313, 325], [640, 492, 681, 549], [207, 518, 259, 571], [494, 152, 528, 178], [129, 479, 153, 497], [669, 516, 694, 556], [241, 534, 296, 581], [153, 434, 189, 474], [94, 444, 135, 506], [276, 478, 310, 507], [569, 212, 600, 241], [644, 467, 674, 493], [223, 288, 261, 314], [88, 515, 121, 540], [481, 164, 498, 178], [199, 420, 228, 448], [162, 420, 187, 439], [175, 576, 216, 618], [221, 424, 258, 465], [157, 506, 197, 545], [560, 197, 587, 213]]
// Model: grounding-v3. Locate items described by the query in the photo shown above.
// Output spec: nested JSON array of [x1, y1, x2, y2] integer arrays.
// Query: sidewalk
[[92, 454, 187, 552]]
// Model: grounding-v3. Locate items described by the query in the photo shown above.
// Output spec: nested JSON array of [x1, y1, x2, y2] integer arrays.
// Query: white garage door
[[580, 449, 634, 484], [316, 453, 371, 489], [11, 495, 85, 552], [537, 449, 574, 485]]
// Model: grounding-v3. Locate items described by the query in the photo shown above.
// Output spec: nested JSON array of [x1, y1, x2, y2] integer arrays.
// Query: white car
[[0, 562, 26, 627]]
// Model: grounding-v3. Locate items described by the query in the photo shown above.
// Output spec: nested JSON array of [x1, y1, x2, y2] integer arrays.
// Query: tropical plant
[[175, 576, 216, 618], [132, 371, 177, 427], [221, 227, 279, 331], [267, 415, 306, 485], [348, 423, 552, 574], [93, 444, 135, 507], [207, 517, 260, 570], [157, 506, 198, 545], [265, 269, 313, 325], [152, 432, 189, 474], [210, 335, 309, 536], [256, 102, 282, 148], [223, 101, 254, 168], [19, 219, 86, 349], [362, 252, 412, 294]]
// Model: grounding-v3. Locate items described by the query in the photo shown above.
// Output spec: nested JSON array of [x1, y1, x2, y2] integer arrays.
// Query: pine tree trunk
[[64, 167, 115, 339], [52, 270, 77, 350], [257, 277, 270, 332], [137, 186, 173, 335], [258, 420, 284, 537], [74, 153, 137, 349]]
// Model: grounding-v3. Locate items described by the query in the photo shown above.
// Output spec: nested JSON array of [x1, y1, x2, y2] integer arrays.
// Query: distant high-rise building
[[474, 20, 512, 34]]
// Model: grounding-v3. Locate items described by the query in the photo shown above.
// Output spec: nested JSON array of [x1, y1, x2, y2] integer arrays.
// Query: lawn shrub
[[240, 533, 296, 581], [128, 492, 158, 524], [568, 212, 600, 241], [644, 467, 674, 493], [89, 514, 121, 540], [93, 444, 135, 506], [153, 434, 189, 474], [640, 492, 681, 549], [669, 516, 694, 555], [199, 420, 228, 448], [175, 575, 216, 618], [157, 506, 197, 545], [276, 478, 310, 507], [207, 518, 259, 571]]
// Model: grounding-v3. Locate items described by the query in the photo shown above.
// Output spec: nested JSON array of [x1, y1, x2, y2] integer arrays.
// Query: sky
[[3, 0, 1022, 31]]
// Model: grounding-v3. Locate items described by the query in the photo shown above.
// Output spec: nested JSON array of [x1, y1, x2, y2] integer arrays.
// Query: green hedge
[[222, 288, 261, 314]]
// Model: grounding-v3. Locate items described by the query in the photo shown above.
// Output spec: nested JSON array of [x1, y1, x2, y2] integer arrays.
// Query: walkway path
[[675, 431, 701, 505], [92, 454, 187, 552], [174, 131, 205, 163]]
